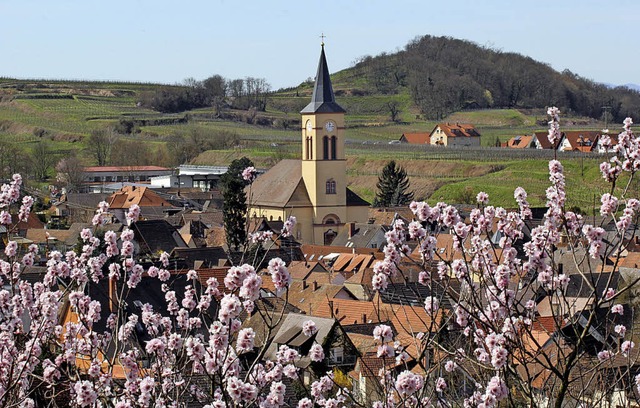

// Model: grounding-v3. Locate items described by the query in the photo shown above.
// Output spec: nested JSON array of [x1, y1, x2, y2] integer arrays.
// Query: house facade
[[81, 166, 172, 192], [429, 123, 481, 147]]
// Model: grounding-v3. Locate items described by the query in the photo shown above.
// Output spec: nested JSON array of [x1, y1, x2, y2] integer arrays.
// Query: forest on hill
[[343, 35, 640, 122]]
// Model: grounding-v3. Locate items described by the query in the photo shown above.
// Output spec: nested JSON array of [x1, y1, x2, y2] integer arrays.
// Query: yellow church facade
[[247, 44, 369, 245]]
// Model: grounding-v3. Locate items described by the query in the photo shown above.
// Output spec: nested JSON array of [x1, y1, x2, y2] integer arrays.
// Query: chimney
[[362, 313, 367, 324], [348, 222, 356, 239], [312, 281, 319, 291], [302, 280, 308, 290]]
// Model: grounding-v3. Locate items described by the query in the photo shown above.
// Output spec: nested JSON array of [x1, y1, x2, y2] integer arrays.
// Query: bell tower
[[300, 43, 347, 231]]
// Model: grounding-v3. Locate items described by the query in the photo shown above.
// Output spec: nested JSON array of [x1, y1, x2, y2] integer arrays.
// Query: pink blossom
[[373, 324, 393, 342], [267, 258, 291, 290], [615, 325, 627, 337], [309, 343, 325, 362], [236, 328, 255, 354], [445, 360, 457, 372], [424, 296, 439, 315], [611, 304, 624, 315], [395, 370, 424, 396], [73, 380, 98, 407], [435, 377, 447, 392], [622, 340, 635, 356], [281, 216, 297, 238], [4, 241, 17, 257], [597, 350, 613, 362], [302, 320, 318, 337], [242, 166, 257, 182]]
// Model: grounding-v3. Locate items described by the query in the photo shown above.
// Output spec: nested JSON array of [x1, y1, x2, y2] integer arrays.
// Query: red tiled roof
[[531, 316, 561, 333], [561, 131, 601, 152], [506, 135, 534, 148], [401, 133, 431, 144], [533, 132, 560, 150], [12, 212, 45, 230], [433, 123, 480, 138], [620, 251, 640, 269], [84, 166, 170, 172], [108, 186, 173, 209]]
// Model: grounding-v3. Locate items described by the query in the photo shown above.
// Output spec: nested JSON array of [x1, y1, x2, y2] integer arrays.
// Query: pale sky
[[1, 0, 637, 90]]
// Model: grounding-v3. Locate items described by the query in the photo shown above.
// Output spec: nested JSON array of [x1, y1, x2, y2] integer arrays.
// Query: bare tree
[[29, 140, 56, 181], [87, 128, 118, 166], [387, 101, 401, 122], [55, 154, 86, 193]]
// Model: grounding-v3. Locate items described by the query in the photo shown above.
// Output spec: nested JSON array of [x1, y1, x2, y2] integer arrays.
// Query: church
[[247, 44, 370, 245]]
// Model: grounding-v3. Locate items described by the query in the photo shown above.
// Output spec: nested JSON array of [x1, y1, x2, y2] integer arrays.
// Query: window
[[322, 136, 329, 160], [330, 136, 337, 160], [324, 229, 336, 245], [306, 136, 313, 160], [326, 179, 336, 194]]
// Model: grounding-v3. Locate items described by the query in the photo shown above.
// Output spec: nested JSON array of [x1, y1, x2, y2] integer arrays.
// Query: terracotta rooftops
[[84, 166, 170, 172], [401, 132, 431, 144], [434, 123, 480, 138]]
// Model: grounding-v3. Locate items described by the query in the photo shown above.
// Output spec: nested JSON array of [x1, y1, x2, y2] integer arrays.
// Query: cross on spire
[[320, 33, 326, 47]]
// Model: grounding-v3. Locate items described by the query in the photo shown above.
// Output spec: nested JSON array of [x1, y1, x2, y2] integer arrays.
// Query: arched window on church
[[330, 136, 337, 160], [322, 214, 340, 225], [323, 136, 329, 160], [326, 179, 336, 195], [306, 136, 313, 160]]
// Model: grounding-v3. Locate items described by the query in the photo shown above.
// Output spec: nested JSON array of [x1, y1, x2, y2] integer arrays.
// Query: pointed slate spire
[[301, 44, 345, 114]]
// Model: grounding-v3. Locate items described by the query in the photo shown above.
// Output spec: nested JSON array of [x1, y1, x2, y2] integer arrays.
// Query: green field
[[0, 78, 632, 212]]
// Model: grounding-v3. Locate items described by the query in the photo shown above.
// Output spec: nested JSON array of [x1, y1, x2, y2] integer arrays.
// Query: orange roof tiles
[[108, 186, 172, 209], [506, 135, 534, 148], [401, 132, 431, 144], [84, 166, 170, 172], [619, 251, 640, 269], [433, 123, 480, 138]]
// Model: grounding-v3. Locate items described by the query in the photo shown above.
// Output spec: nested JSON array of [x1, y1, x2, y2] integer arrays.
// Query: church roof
[[300, 45, 345, 114], [248, 160, 311, 208], [249, 159, 369, 209]]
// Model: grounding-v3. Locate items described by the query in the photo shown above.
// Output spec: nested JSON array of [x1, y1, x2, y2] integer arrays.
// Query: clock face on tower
[[306, 120, 313, 133], [325, 121, 335, 132]]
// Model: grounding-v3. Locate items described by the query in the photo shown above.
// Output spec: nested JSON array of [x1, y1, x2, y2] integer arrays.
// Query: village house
[[107, 185, 177, 224], [149, 164, 239, 191], [80, 165, 172, 193], [557, 130, 601, 152], [504, 135, 535, 148], [532, 132, 561, 150], [429, 123, 481, 147], [398, 132, 430, 144], [329, 222, 388, 249]]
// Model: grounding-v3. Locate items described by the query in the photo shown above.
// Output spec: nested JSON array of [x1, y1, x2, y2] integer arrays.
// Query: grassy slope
[[0, 78, 630, 212]]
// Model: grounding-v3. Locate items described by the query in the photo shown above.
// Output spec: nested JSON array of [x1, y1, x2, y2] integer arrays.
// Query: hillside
[[325, 35, 640, 123], [0, 34, 637, 213]]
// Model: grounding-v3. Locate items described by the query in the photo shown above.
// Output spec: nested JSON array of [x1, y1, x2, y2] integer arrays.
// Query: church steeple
[[301, 44, 345, 114]]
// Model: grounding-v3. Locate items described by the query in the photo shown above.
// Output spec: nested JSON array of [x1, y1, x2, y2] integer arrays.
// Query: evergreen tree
[[374, 160, 414, 207], [221, 157, 254, 251]]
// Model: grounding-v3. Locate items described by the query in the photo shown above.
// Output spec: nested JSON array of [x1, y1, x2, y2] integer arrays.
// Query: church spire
[[301, 43, 345, 114]]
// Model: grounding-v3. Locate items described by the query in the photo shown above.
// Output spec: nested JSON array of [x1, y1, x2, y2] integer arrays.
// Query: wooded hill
[[330, 35, 640, 122]]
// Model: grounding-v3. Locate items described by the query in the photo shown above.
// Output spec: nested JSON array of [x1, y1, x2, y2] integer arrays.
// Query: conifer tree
[[221, 157, 253, 251], [374, 160, 414, 207]]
